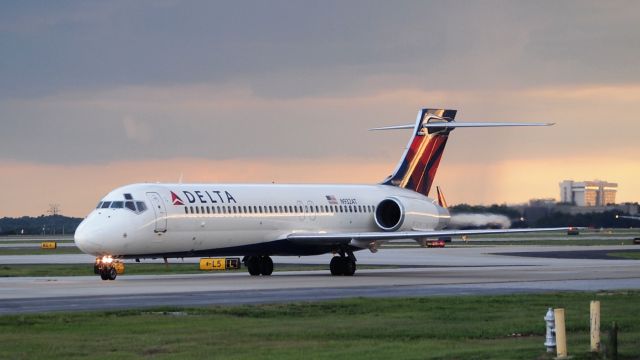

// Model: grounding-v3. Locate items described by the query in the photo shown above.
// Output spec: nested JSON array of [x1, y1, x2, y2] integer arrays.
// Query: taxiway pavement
[[1, 246, 640, 314]]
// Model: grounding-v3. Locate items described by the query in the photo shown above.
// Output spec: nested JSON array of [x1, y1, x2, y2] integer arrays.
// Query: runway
[[1, 245, 640, 314]]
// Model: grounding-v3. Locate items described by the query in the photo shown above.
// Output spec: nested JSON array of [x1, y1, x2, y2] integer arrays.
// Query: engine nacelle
[[374, 196, 449, 232]]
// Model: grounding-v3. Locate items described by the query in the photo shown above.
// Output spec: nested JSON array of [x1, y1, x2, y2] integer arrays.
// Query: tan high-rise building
[[559, 180, 617, 206]]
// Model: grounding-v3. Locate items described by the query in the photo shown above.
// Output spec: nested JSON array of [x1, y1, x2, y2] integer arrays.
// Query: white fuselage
[[74, 183, 449, 258]]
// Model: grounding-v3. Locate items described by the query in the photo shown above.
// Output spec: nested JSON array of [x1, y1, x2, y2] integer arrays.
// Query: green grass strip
[[1, 291, 639, 359]]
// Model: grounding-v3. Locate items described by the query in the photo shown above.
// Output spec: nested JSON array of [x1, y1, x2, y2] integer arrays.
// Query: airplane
[[616, 214, 640, 221], [74, 108, 565, 280]]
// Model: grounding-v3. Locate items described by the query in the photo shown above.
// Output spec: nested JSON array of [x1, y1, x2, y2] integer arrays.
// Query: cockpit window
[[125, 201, 136, 212], [136, 201, 147, 212], [124, 193, 133, 200], [96, 202, 102, 209], [99, 198, 147, 214]]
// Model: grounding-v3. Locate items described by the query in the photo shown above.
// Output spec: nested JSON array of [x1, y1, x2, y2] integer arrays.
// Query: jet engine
[[374, 196, 449, 232]]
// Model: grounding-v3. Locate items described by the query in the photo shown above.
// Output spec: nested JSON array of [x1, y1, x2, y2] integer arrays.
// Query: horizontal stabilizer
[[423, 121, 554, 128], [369, 124, 415, 131], [371, 121, 553, 131]]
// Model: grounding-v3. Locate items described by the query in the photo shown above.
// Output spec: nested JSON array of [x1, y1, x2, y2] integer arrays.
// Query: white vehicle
[[75, 108, 561, 280]]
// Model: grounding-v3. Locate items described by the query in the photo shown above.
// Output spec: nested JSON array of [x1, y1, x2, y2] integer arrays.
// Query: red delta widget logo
[[170, 190, 237, 205]]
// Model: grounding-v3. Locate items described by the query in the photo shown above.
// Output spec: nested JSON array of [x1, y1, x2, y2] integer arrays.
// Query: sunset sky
[[1, 1, 639, 217]]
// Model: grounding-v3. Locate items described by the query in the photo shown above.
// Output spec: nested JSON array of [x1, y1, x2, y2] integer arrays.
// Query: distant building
[[559, 180, 617, 206]]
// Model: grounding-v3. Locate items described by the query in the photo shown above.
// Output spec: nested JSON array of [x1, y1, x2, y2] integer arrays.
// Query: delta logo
[[170, 191, 184, 206], [169, 189, 237, 206]]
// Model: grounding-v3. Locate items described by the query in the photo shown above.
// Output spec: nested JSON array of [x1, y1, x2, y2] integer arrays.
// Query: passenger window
[[206, 207, 210, 214], [190, 206, 194, 214], [111, 201, 124, 209], [196, 207, 200, 214], [125, 201, 136, 212], [101, 202, 111, 209], [184, 207, 188, 214]]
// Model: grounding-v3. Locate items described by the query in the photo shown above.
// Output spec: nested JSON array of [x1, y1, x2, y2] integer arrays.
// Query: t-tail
[[373, 108, 553, 197]]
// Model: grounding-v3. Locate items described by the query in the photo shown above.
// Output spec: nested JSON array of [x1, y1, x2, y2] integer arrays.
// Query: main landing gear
[[244, 256, 273, 276], [329, 250, 356, 276]]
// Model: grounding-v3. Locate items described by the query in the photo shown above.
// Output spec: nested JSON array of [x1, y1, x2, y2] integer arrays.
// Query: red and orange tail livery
[[382, 108, 456, 196]]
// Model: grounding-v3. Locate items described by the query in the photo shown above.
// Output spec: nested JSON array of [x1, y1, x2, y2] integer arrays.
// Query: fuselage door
[[146, 192, 167, 233]]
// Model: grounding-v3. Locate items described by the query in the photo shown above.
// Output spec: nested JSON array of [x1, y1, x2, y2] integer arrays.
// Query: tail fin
[[375, 108, 553, 197], [381, 108, 456, 196]]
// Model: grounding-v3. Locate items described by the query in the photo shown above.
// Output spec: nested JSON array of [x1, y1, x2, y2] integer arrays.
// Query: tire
[[343, 259, 356, 276], [329, 256, 342, 275], [259, 256, 273, 276], [100, 270, 109, 281], [107, 267, 117, 280], [247, 257, 260, 276]]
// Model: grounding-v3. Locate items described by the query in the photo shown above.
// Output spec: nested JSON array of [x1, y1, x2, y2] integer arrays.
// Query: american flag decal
[[325, 195, 338, 204]]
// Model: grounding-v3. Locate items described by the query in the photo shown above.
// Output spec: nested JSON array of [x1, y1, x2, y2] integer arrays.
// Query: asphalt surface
[[1, 245, 640, 314]]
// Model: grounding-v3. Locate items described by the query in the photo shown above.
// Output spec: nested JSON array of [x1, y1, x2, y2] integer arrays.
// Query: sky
[[1, 1, 639, 217]]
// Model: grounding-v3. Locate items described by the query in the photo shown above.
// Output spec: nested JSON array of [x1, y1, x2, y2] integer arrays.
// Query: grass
[[608, 252, 640, 260], [0, 247, 84, 255], [0, 263, 394, 277], [1, 291, 639, 359]]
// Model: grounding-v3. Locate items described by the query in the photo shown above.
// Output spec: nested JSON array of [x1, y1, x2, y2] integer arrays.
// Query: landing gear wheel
[[259, 256, 273, 276], [107, 266, 117, 280], [100, 271, 109, 281], [246, 257, 260, 276], [343, 259, 356, 276], [330, 256, 342, 275], [330, 255, 357, 276]]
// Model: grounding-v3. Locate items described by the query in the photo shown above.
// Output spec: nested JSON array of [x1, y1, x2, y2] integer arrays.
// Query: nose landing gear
[[94, 256, 121, 281]]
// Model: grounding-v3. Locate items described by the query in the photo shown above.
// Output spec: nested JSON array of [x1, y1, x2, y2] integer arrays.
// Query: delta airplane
[[75, 108, 564, 280], [617, 215, 640, 221]]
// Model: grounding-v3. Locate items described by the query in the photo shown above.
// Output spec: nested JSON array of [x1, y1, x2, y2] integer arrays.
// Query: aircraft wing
[[286, 227, 569, 243]]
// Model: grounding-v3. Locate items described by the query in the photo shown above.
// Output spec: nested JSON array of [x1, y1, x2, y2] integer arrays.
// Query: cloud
[[1, 1, 640, 100], [2, 82, 639, 168]]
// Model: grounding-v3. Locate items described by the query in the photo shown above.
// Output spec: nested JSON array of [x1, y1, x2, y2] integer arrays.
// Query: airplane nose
[[74, 219, 102, 255]]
